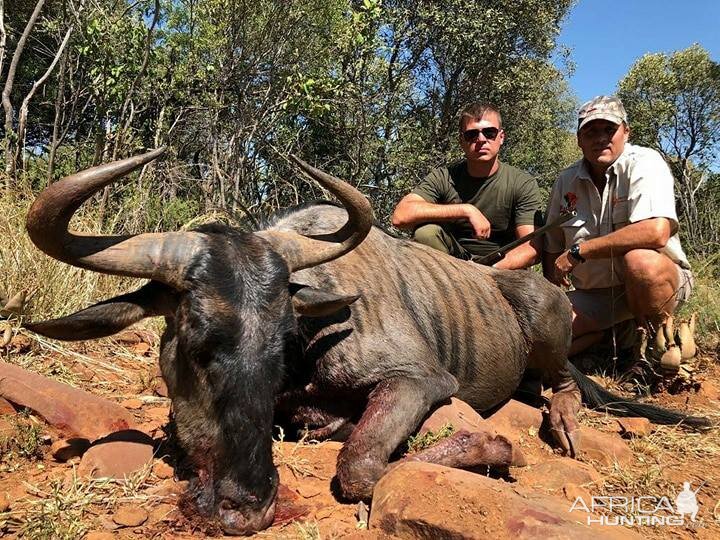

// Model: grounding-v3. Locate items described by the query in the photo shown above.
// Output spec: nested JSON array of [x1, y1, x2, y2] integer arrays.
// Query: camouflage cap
[[577, 96, 628, 131]]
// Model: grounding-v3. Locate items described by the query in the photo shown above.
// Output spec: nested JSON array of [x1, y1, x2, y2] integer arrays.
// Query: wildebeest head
[[24, 148, 372, 535]]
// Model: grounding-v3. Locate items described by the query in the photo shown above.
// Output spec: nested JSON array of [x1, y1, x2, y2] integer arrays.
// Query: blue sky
[[557, 0, 720, 103]]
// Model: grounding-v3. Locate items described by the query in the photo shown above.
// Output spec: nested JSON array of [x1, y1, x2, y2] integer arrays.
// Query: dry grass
[[0, 463, 164, 540], [292, 520, 322, 540], [0, 411, 45, 466], [679, 254, 720, 351], [272, 427, 328, 480], [0, 187, 143, 321], [590, 410, 720, 531]]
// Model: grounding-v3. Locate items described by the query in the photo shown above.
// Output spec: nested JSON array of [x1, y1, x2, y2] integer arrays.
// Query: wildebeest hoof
[[549, 389, 581, 457]]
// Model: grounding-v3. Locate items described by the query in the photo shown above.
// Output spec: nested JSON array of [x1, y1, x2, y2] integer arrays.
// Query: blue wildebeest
[[25, 149, 709, 535]]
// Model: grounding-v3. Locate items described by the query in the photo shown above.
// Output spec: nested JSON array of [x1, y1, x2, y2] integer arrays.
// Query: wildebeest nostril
[[218, 497, 277, 536]]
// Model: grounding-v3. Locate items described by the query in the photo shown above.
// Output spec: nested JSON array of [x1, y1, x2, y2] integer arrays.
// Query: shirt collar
[[578, 142, 634, 181]]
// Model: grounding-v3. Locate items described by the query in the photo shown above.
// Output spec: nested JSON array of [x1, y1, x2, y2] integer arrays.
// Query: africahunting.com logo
[[569, 482, 705, 527]]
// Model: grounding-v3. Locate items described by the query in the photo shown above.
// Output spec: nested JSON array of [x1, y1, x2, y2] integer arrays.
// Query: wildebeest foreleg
[[548, 363, 582, 456], [336, 372, 458, 501], [388, 429, 520, 471]]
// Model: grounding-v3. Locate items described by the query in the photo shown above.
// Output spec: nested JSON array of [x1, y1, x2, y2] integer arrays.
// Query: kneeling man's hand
[[467, 208, 491, 239], [553, 250, 578, 287]]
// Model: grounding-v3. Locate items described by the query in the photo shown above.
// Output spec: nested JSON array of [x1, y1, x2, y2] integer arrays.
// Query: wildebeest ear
[[289, 284, 360, 317], [25, 282, 176, 341]]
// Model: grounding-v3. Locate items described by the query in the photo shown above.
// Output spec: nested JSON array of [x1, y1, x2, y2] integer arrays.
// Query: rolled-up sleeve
[[626, 150, 679, 228]]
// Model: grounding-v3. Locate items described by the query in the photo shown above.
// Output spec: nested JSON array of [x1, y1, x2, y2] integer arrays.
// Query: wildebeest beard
[[160, 226, 293, 534]]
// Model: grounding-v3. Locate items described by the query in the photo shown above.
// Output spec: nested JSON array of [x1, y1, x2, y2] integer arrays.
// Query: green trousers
[[412, 224, 473, 261]]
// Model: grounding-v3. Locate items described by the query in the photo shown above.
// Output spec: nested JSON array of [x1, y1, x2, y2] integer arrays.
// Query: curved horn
[[26, 148, 205, 289], [259, 156, 374, 272]]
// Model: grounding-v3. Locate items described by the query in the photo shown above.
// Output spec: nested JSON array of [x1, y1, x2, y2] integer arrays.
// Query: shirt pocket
[[561, 216, 588, 245], [612, 200, 630, 229]]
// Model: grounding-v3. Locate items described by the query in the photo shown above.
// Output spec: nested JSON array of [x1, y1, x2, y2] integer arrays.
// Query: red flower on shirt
[[562, 192, 577, 212]]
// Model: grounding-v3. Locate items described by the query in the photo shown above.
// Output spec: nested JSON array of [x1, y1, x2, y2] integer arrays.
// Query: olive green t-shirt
[[412, 160, 542, 257]]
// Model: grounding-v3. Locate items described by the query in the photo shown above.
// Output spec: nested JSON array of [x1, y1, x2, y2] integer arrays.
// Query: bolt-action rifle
[[475, 210, 577, 266]]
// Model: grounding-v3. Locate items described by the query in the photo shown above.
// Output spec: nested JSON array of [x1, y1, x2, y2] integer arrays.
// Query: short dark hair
[[458, 102, 502, 132]]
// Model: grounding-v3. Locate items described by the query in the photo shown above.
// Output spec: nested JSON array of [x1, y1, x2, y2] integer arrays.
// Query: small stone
[[0, 491, 10, 512], [486, 399, 543, 433], [578, 427, 634, 466], [112, 504, 148, 527], [146, 478, 188, 497], [121, 398, 143, 410], [78, 438, 153, 479], [84, 532, 116, 540], [152, 460, 174, 479], [145, 406, 168, 421], [73, 365, 96, 382], [0, 396, 16, 414], [515, 458, 601, 491], [116, 330, 148, 345], [148, 503, 178, 524], [152, 376, 168, 397], [51, 438, 91, 462], [132, 342, 151, 355], [420, 397, 488, 434], [0, 416, 13, 438], [563, 482, 592, 502], [698, 380, 719, 401], [616, 417, 652, 438]]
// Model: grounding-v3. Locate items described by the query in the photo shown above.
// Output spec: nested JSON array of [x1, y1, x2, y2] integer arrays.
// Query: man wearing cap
[[392, 102, 542, 269], [543, 96, 693, 359]]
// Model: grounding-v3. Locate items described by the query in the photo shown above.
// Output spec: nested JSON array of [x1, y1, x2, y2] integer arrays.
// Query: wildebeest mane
[[259, 200, 341, 230], [260, 199, 398, 238]]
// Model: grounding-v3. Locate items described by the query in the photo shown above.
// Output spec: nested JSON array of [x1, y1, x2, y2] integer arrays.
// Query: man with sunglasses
[[392, 102, 542, 269], [543, 96, 693, 363]]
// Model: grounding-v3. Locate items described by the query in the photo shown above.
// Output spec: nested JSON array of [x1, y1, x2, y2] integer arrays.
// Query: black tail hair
[[569, 362, 712, 430]]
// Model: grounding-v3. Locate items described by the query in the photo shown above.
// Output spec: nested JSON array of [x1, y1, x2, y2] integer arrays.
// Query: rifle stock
[[475, 210, 577, 266]]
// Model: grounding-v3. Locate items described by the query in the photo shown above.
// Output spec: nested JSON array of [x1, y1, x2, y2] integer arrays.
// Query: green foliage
[[618, 45, 720, 254], [677, 254, 720, 350], [1, 410, 44, 462], [405, 422, 456, 454], [618, 44, 720, 163], [4, 0, 578, 224]]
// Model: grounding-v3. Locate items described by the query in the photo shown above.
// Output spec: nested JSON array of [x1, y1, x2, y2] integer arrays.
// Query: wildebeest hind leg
[[336, 372, 458, 501]]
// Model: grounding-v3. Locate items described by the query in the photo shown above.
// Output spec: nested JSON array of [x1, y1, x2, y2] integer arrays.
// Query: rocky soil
[[0, 328, 718, 539]]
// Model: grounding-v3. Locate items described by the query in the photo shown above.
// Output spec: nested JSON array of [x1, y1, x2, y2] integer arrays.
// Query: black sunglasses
[[462, 127, 501, 142]]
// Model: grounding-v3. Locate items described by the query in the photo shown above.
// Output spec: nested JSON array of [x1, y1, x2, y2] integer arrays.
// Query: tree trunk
[[47, 49, 69, 183], [113, 0, 160, 158], [0, 0, 7, 83], [15, 22, 74, 172], [2, 0, 46, 179]]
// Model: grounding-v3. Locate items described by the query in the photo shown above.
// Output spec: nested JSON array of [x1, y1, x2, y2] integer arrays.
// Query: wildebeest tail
[[569, 362, 712, 429]]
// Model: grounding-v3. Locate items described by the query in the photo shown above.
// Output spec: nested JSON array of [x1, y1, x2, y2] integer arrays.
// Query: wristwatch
[[568, 243, 585, 263]]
